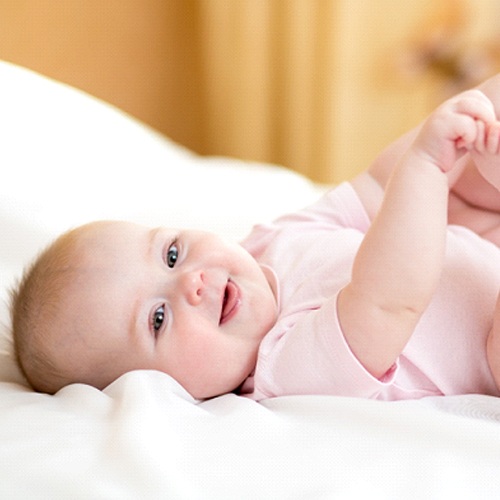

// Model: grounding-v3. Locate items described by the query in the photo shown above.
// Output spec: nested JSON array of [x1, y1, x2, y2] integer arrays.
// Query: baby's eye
[[166, 242, 178, 268], [152, 305, 165, 333]]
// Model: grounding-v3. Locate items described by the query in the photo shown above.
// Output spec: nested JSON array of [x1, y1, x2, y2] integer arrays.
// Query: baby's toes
[[486, 122, 500, 155], [474, 119, 486, 153]]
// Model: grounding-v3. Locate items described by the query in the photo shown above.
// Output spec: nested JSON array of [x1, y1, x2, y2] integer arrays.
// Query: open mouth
[[220, 280, 241, 325]]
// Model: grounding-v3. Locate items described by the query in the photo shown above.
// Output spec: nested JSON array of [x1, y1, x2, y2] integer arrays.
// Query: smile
[[220, 280, 241, 325]]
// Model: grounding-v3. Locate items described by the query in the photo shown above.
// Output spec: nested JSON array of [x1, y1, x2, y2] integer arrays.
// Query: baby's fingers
[[455, 114, 486, 151]]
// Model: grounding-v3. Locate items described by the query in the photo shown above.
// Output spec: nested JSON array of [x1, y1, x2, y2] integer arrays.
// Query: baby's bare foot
[[472, 122, 500, 191]]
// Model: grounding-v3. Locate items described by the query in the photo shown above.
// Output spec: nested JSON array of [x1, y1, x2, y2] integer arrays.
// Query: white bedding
[[2, 60, 500, 498]]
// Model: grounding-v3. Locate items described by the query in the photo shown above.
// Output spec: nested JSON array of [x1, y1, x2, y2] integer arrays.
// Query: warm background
[[1, 0, 500, 183]]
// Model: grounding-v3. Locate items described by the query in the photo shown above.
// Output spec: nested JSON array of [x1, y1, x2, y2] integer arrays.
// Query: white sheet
[[2, 60, 500, 498]]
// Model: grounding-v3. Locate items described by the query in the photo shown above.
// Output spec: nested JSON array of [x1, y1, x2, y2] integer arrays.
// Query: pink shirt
[[240, 182, 500, 401]]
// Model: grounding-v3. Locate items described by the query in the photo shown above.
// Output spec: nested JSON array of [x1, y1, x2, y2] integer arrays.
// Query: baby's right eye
[[152, 305, 165, 334]]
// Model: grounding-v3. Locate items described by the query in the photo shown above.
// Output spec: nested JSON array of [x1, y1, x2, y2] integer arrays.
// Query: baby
[[11, 75, 500, 401]]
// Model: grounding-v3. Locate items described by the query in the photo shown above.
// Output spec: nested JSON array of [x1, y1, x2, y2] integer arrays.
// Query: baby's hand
[[469, 120, 500, 191], [414, 89, 498, 173]]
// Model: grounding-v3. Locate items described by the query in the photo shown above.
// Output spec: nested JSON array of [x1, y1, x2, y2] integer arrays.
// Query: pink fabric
[[240, 182, 500, 401]]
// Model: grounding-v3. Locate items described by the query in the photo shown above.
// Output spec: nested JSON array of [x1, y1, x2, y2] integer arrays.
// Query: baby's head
[[11, 221, 278, 398]]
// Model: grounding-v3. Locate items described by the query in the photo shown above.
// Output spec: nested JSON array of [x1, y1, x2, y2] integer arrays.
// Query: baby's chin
[[178, 371, 249, 400], [185, 382, 235, 400]]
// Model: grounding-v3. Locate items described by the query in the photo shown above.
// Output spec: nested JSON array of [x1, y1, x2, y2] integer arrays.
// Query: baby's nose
[[179, 270, 204, 305]]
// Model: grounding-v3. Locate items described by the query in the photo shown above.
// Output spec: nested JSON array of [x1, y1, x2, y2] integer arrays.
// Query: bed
[[2, 60, 500, 498]]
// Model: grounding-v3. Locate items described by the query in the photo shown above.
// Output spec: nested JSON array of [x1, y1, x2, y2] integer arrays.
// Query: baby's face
[[57, 221, 278, 398]]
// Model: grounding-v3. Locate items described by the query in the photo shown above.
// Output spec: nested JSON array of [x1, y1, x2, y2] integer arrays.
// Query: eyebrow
[[129, 295, 143, 345], [148, 227, 163, 262], [128, 227, 160, 345]]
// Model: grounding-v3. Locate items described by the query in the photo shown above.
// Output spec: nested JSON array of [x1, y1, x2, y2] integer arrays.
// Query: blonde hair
[[10, 228, 83, 394]]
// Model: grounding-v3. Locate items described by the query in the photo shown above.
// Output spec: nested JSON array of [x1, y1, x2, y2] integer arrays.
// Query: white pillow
[[0, 60, 325, 385]]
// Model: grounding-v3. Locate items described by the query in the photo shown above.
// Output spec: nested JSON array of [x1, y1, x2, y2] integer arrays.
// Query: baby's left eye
[[152, 305, 165, 333], [166, 243, 178, 268]]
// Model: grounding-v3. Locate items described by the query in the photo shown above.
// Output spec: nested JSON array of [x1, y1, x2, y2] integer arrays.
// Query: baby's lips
[[219, 280, 241, 325]]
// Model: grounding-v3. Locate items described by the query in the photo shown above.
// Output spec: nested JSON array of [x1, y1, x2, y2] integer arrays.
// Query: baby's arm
[[339, 90, 498, 379]]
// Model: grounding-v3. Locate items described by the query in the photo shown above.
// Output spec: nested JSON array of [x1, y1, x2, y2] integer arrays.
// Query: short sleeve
[[250, 292, 399, 400]]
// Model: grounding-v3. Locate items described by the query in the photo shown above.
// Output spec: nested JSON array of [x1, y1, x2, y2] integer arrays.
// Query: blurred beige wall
[[1, 0, 499, 182], [0, 1, 205, 150]]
